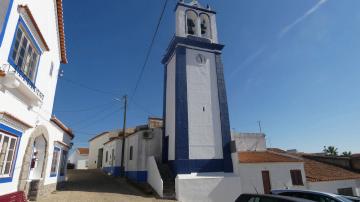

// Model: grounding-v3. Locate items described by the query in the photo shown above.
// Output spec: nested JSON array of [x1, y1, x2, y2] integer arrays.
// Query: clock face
[[196, 54, 207, 65]]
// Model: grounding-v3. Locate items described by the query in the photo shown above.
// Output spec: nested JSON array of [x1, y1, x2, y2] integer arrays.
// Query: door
[[262, 170, 271, 194], [97, 148, 103, 168]]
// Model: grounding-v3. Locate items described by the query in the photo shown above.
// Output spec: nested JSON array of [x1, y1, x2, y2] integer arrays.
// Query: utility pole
[[120, 95, 127, 177]]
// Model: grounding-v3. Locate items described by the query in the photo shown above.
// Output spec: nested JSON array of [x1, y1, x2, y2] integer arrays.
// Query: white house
[[0, 0, 72, 200], [88, 128, 134, 169], [68, 148, 89, 170]]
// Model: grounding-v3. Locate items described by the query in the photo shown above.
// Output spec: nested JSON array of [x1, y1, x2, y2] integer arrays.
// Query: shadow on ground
[[59, 169, 152, 197]]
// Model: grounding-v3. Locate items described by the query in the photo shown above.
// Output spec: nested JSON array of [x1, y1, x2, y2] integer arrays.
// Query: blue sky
[[54, 0, 360, 153]]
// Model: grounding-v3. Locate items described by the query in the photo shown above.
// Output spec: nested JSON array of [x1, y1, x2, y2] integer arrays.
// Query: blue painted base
[[125, 171, 147, 182], [169, 159, 228, 175], [102, 166, 121, 176], [102, 167, 147, 182]]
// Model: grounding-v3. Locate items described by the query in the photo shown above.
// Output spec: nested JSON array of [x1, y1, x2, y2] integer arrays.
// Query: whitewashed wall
[[102, 139, 122, 168], [237, 162, 306, 194], [232, 133, 266, 152], [88, 131, 119, 169], [186, 48, 222, 160], [147, 156, 163, 197], [165, 55, 176, 160], [124, 128, 162, 172], [308, 179, 360, 196], [68, 151, 88, 169], [176, 173, 242, 202]]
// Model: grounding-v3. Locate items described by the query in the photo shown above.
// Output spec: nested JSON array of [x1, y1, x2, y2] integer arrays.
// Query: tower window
[[186, 10, 198, 36], [200, 14, 211, 38]]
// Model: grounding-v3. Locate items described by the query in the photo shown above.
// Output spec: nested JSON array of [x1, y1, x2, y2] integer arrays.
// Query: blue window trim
[[0, 123, 22, 183], [0, 0, 15, 47], [7, 17, 42, 89], [50, 147, 61, 177]]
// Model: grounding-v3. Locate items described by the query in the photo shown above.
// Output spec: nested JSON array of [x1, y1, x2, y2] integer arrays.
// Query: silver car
[[271, 189, 353, 202]]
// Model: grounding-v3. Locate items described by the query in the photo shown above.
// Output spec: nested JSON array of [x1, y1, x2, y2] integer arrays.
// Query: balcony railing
[[0, 64, 44, 106]]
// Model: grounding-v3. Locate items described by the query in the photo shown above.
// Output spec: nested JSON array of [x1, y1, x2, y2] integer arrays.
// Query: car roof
[[239, 194, 315, 202], [271, 189, 340, 198]]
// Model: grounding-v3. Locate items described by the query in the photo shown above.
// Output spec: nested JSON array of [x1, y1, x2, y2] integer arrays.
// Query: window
[[50, 147, 60, 177], [200, 13, 211, 38], [105, 151, 108, 163], [0, 133, 18, 178], [10, 24, 40, 82], [59, 150, 68, 176], [186, 10, 197, 36], [129, 146, 133, 161], [290, 170, 304, 185], [49, 62, 54, 76]]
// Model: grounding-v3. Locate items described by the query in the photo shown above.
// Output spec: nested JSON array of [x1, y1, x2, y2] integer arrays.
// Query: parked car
[[271, 189, 353, 202], [341, 195, 360, 202], [235, 194, 315, 202]]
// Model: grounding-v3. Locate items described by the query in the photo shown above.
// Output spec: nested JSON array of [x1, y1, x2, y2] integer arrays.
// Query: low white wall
[[76, 159, 88, 170], [147, 156, 163, 197], [176, 173, 242, 202], [308, 179, 360, 196]]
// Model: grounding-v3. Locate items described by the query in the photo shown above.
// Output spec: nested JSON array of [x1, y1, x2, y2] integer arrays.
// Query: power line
[[76, 107, 123, 130], [61, 77, 122, 96], [54, 101, 117, 113], [130, 0, 169, 100]]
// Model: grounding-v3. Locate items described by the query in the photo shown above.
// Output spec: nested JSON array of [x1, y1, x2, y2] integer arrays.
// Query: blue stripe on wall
[[0, 0, 14, 47], [175, 47, 188, 161], [102, 166, 122, 177], [169, 159, 225, 174], [162, 60, 168, 163], [125, 171, 147, 182], [215, 54, 233, 173]]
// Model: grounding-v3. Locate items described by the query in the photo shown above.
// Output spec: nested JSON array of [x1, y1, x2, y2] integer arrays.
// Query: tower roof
[[176, 0, 216, 14]]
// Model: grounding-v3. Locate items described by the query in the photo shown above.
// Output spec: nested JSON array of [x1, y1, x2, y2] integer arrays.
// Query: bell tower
[[162, 0, 233, 175]]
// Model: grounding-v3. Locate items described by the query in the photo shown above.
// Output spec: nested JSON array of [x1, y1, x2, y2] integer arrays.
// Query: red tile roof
[[56, 0, 67, 64], [50, 115, 74, 139], [301, 156, 360, 182], [77, 148, 89, 155], [239, 151, 302, 163]]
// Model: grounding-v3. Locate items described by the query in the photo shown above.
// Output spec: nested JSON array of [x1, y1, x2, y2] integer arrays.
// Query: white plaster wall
[[186, 48, 222, 160], [124, 129, 162, 172], [308, 179, 360, 196], [232, 133, 266, 152], [237, 162, 306, 194], [76, 159, 88, 170], [165, 55, 176, 160], [68, 150, 88, 169], [0, 0, 70, 195], [0, 0, 62, 126], [147, 156, 163, 197], [88, 131, 119, 169], [176, 173, 242, 202], [103, 141, 118, 168]]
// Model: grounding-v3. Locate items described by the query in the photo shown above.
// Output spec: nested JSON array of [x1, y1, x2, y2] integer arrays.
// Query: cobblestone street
[[38, 170, 174, 202]]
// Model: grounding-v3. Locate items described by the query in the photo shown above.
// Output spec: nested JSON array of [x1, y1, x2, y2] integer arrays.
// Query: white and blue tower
[[162, 0, 233, 175]]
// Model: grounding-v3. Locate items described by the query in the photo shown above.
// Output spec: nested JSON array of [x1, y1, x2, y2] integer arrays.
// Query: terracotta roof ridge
[[51, 115, 74, 139]]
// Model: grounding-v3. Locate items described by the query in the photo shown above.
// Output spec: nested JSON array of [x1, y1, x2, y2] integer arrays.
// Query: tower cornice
[[175, 2, 216, 14], [162, 36, 224, 64]]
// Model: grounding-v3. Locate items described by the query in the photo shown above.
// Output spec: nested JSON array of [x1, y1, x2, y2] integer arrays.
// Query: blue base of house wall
[[169, 159, 227, 175], [125, 171, 147, 182], [102, 166, 122, 177], [102, 167, 147, 182]]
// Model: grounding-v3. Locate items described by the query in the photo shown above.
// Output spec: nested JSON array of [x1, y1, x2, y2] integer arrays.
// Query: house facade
[[0, 0, 72, 200], [68, 148, 89, 170]]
